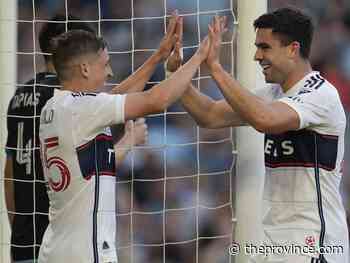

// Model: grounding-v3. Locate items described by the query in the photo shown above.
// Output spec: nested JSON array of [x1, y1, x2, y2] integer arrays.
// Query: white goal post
[[0, 0, 17, 262], [235, 0, 267, 262]]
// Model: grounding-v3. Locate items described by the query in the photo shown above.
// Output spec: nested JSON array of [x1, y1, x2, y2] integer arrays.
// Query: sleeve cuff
[[115, 94, 126, 123], [278, 98, 304, 130]]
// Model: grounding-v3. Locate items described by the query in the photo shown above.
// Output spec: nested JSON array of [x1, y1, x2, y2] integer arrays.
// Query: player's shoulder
[[299, 72, 337, 97], [296, 72, 341, 105], [300, 72, 345, 131], [65, 91, 101, 105], [47, 90, 119, 110], [46, 90, 106, 112]]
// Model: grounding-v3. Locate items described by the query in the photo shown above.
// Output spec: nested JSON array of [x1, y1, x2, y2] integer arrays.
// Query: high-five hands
[[157, 11, 182, 62], [166, 14, 228, 74], [166, 13, 183, 72], [207, 15, 228, 70]]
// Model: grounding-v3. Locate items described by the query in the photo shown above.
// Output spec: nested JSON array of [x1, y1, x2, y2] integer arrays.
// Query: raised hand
[[207, 15, 227, 70], [156, 11, 180, 62], [166, 15, 183, 73], [113, 118, 147, 166], [124, 118, 148, 147], [195, 36, 211, 62]]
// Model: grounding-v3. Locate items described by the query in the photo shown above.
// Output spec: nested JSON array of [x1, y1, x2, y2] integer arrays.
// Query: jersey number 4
[[16, 122, 32, 175]]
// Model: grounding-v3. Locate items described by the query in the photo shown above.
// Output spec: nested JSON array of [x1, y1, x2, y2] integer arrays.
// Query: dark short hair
[[254, 7, 314, 59], [39, 14, 95, 63], [51, 30, 107, 81]]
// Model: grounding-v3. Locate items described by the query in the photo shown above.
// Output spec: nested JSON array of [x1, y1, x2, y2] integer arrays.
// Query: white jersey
[[253, 72, 348, 263], [38, 89, 126, 263]]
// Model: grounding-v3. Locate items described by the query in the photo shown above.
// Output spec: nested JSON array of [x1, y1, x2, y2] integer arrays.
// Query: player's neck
[[281, 61, 312, 93], [62, 78, 94, 93], [62, 80, 82, 92]]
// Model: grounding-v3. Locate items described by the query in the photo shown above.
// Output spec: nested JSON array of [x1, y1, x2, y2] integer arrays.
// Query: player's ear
[[287, 41, 300, 59], [80, 62, 90, 79]]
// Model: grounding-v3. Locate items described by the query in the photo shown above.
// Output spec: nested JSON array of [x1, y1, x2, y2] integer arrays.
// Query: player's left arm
[[113, 118, 148, 167], [110, 12, 181, 94]]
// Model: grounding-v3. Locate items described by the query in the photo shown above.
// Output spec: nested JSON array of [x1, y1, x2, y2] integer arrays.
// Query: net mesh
[[2, 0, 238, 262]]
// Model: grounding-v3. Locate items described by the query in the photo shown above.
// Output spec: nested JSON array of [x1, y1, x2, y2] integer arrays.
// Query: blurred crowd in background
[[13, 0, 350, 262]]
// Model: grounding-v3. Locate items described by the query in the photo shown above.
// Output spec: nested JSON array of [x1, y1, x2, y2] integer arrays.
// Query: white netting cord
[[130, 0, 135, 262], [31, 0, 38, 258], [230, 1, 238, 263], [0, 1, 17, 262], [195, 0, 201, 261], [162, 3, 167, 263]]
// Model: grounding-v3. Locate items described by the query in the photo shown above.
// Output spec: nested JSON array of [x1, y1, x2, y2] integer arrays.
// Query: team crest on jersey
[[305, 235, 316, 247]]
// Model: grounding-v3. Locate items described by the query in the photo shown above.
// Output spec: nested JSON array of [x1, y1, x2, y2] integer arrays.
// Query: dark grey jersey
[[6, 72, 59, 260]]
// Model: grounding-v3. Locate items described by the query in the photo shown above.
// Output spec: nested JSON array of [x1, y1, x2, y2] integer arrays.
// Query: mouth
[[260, 63, 271, 74]]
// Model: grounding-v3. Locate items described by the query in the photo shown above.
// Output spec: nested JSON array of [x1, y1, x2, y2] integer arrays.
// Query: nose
[[254, 49, 262, 61]]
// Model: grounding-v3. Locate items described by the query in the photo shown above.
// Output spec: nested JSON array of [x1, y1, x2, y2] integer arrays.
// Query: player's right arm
[[123, 36, 210, 121]]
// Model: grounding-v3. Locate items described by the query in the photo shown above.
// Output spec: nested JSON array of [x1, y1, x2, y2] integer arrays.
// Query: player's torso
[[261, 76, 348, 262], [39, 90, 118, 262], [263, 128, 345, 225], [7, 72, 59, 200]]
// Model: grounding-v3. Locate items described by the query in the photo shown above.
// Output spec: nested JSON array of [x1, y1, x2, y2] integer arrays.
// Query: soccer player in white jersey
[[168, 8, 348, 263], [38, 14, 211, 263]]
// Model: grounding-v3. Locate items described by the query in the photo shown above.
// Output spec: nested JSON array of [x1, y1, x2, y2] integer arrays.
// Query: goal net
[[1, 0, 239, 262]]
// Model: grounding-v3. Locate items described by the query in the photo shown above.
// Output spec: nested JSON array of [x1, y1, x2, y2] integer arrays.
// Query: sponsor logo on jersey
[[265, 130, 338, 171]]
